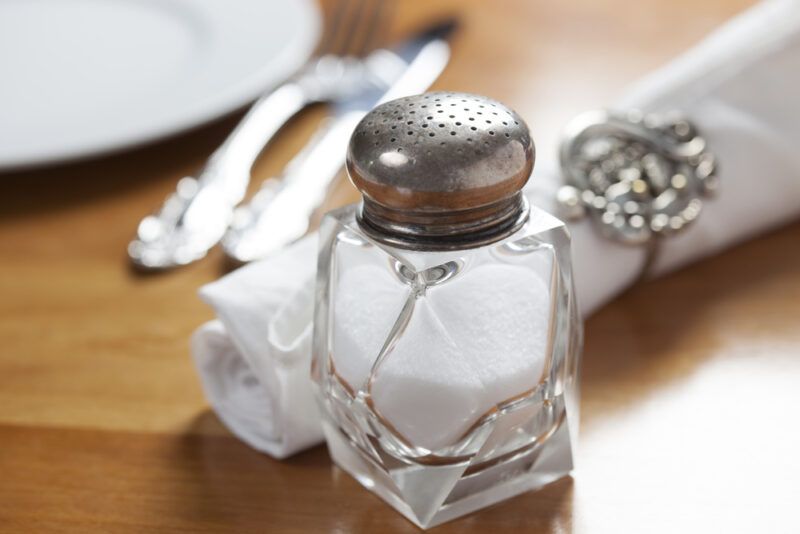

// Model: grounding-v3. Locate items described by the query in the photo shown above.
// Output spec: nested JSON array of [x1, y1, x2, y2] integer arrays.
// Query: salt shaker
[[311, 92, 582, 528]]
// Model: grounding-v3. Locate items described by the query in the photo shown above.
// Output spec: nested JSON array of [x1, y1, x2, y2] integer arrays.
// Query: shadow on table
[[172, 410, 574, 533], [0, 111, 244, 222]]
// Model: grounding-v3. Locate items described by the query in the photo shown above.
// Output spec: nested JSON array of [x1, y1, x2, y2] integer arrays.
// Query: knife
[[221, 20, 456, 263]]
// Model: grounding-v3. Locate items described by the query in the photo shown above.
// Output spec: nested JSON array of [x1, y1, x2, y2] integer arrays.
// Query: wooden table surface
[[2, 0, 799, 532]]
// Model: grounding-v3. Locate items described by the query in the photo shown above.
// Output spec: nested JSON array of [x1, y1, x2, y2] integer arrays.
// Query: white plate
[[0, 0, 320, 170]]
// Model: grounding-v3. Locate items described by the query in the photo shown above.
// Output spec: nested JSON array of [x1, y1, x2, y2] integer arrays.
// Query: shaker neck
[[357, 192, 530, 251]]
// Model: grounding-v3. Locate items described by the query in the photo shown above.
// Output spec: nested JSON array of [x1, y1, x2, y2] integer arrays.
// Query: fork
[[128, 0, 391, 270]]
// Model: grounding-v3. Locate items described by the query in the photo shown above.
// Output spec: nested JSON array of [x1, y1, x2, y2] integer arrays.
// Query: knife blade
[[221, 20, 456, 263]]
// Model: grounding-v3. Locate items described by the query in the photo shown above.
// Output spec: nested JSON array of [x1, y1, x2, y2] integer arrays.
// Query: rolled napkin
[[194, 0, 800, 457], [192, 236, 321, 458]]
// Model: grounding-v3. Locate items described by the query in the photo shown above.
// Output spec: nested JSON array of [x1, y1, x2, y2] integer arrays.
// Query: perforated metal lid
[[347, 91, 535, 249]]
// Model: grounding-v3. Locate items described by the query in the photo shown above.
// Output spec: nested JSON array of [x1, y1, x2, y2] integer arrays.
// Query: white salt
[[333, 247, 554, 451], [332, 263, 408, 391]]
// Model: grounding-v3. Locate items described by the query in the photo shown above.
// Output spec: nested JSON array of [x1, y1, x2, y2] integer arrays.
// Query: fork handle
[[221, 112, 364, 263], [199, 81, 312, 204]]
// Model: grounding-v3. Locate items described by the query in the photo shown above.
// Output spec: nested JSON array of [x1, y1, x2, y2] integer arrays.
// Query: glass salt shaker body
[[312, 93, 582, 529]]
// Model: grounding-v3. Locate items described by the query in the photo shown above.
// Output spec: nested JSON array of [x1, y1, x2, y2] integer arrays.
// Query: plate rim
[[0, 0, 321, 171]]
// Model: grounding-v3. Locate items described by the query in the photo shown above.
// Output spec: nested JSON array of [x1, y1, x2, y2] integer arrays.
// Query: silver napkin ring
[[557, 109, 717, 280]]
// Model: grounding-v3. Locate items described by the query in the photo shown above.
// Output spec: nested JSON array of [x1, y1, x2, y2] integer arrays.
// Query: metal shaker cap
[[347, 92, 534, 249]]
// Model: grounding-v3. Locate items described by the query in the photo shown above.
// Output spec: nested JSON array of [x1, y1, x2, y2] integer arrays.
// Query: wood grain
[[3, 0, 799, 532]]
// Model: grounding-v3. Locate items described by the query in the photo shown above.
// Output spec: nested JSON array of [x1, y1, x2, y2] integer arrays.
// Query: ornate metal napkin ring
[[557, 109, 717, 279]]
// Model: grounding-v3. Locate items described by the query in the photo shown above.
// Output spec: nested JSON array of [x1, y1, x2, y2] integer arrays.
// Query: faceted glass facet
[[312, 204, 582, 529]]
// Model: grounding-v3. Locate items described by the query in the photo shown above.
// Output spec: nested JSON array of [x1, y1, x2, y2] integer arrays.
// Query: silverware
[[221, 20, 456, 263], [128, 0, 392, 270]]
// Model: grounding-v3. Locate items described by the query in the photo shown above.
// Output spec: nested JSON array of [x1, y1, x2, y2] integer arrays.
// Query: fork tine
[[355, 0, 392, 56], [317, 0, 356, 55], [330, 0, 368, 56]]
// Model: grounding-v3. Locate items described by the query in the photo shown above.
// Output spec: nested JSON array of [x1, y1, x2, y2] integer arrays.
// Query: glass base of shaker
[[321, 409, 576, 529]]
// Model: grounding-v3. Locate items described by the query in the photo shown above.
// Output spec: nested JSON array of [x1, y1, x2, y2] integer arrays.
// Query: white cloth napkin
[[193, 0, 800, 458], [192, 236, 320, 458]]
